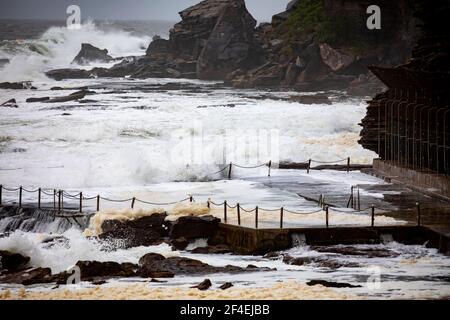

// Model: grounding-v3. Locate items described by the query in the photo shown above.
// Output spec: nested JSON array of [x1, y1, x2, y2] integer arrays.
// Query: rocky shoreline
[[37, 0, 423, 97]]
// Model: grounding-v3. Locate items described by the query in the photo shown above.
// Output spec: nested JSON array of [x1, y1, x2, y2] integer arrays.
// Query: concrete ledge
[[213, 224, 450, 255]]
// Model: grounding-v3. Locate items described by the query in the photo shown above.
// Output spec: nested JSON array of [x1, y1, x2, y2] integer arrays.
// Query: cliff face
[[358, 0, 450, 171]]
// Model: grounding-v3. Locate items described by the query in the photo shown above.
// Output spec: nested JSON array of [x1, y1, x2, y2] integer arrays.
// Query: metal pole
[[79, 192, 83, 213], [325, 205, 329, 228], [268, 160, 272, 177], [371, 204, 375, 227], [53, 189, 56, 209], [131, 197, 136, 209], [0, 184, 2, 206], [228, 163, 232, 179], [96, 195, 100, 212], [58, 190, 62, 212], [280, 207, 284, 229], [207, 198, 210, 209], [307, 159, 312, 174], [224, 201, 227, 223], [416, 202, 421, 226], [255, 206, 259, 229], [237, 203, 241, 226], [19, 186, 22, 208], [38, 188, 41, 209], [347, 157, 350, 173], [357, 187, 361, 211]]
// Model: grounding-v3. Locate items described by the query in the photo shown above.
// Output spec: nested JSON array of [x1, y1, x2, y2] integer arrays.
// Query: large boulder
[[0, 250, 30, 272], [0, 81, 35, 90], [319, 43, 355, 73], [168, 0, 232, 60], [99, 213, 169, 248], [74, 261, 137, 280], [169, 215, 220, 240], [0, 267, 53, 285], [72, 43, 113, 65], [196, 0, 256, 79]]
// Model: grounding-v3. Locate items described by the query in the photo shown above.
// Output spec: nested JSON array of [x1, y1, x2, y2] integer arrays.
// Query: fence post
[[228, 163, 232, 179], [224, 201, 227, 223], [416, 202, 421, 226], [79, 192, 83, 213], [347, 157, 351, 172], [268, 160, 272, 177], [38, 188, 41, 209], [255, 206, 259, 229], [96, 195, 100, 212], [237, 203, 241, 226], [357, 187, 361, 211], [18, 186, 22, 208], [371, 204, 375, 227], [0, 184, 2, 206], [280, 207, 284, 229], [53, 189, 56, 209], [131, 197, 136, 209], [325, 205, 329, 228], [307, 159, 312, 174], [58, 190, 62, 212]]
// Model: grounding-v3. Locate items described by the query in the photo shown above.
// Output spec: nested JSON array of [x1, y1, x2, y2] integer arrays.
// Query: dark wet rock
[[319, 43, 354, 73], [0, 250, 30, 272], [169, 215, 220, 240], [99, 213, 169, 248], [263, 252, 281, 260], [45, 68, 108, 81], [170, 237, 190, 251], [311, 246, 399, 258], [92, 280, 107, 285], [1, 98, 18, 108], [190, 244, 233, 254], [61, 113, 72, 116], [307, 280, 362, 289], [46, 90, 93, 103], [191, 279, 212, 291], [146, 35, 170, 55], [283, 254, 359, 269], [0, 267, 53, 285], [72, 43, 113, 65], [137, 255, 254, 278], [74, 261, 137, 279], [138, 253, 166, 267], [150, 278, 168, 283], [26, 97, 50, 103], [196, 0, 256, 80], [219, 282, 233, 290], [0, 81, 36, 90], [0, 58, 9, 67], [289, 94, 331, 105]]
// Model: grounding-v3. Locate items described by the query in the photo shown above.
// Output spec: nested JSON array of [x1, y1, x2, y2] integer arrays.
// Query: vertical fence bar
[[19, 186, 23, 208], [224, 201, 227, 223], [0, 185, 2, 206], [307, 159, 312, 174], [53, 190, 56, 209], [416, 202, 421, 226], [325, 206, 329, 228], [371, 204, 375, 227], [61, 191, 64, 211], [79, 192, 83, 213], [255, 206, 259, 229], [280, 207, 284, 229], [228, 163, 232, 179], [96, 195, 100, 212], [58, 190, 62, 212], [131, 197, 136, 209], [357, 187, 361, 211], [347, 157, 351, 173], [268, 160, 272, 177], [38, 188, 41, 209], [237, 203, 241, 226]]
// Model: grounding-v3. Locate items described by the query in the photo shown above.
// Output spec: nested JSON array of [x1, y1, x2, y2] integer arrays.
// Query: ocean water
[[0, 20, 449, 299]]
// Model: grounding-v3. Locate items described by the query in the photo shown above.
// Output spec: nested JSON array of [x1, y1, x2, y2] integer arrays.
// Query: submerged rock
[[26, 97, 50, 103], [190, 244, 233, 254], [0, 81, 36, 90], [0, 98, 18, 108], [307, 280, 362, 289], [72, 43, 113, 65], [289, 94, 331, 105], [0, 267, 53, 285], [219, 282, 233, 290]]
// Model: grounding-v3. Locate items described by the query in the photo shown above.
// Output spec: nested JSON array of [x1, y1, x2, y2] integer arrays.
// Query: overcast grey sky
[[0, 0, 290, 22]]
